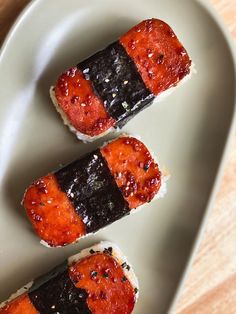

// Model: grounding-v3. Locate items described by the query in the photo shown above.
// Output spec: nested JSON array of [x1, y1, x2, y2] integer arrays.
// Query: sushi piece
[[50, 18, 193, 142], [0, 242, 138, 314], [22, 136, 167, 247]]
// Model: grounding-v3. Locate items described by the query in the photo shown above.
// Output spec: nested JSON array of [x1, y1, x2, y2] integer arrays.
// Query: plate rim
[[169, 0, 236, 311], [0, 0, 235, 312]]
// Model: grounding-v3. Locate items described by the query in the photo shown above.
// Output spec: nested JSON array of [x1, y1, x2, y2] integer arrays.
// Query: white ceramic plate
[[0, 0, 235, 312]]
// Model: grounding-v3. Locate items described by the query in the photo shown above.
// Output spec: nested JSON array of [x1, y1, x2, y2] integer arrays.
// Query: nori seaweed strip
[[29, 262, 91, 314], [29, 261, 67, 293], [78, 42, 154, 127], [55, 150, 130, 233]]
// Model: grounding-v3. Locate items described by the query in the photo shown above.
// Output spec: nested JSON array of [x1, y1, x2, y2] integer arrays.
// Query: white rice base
[[49, 62, 195, 143], [0, 242, 138, 308]]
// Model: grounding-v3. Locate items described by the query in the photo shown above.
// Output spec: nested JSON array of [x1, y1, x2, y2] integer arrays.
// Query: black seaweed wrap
[[78, 42, 154, 127], [55, 150, 129, 233], [29, 262, 91, 314]]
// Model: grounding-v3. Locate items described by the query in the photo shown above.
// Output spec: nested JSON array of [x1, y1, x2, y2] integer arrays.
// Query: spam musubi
[[50, 18, 192, 141], [22, 136, 167, 247], [0, 242, 138, 314]]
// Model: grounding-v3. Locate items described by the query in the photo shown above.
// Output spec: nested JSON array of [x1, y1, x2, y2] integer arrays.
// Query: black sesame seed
[[121, 276, 127, 282], [90, 271, 98, 278], [134, 287, 138, 294], [89, 249, 95, 254], [143, 164, 149, 171], [104, 247, 113, 255], [121, 262, 127, 268], [103, 272, 109, 278], [126, 265, 131, 271]]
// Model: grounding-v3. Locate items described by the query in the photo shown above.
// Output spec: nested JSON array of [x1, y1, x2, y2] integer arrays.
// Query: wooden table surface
[[0, 1, 236, 313]]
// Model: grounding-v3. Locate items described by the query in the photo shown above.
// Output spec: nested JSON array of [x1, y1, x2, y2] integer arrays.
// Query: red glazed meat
[[23, 174, 86, 247], [101, 137, 161, 209], [0, 295, 38, 314], [53, 67, 115, 137], [120, 18, 191, 95], [70, 253, 136, 314]]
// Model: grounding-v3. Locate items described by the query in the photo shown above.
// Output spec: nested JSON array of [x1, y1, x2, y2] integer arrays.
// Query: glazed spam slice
[[0, 242, 138, 314], [23, 136, 167, 247], [50, 18, 192, 142]]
